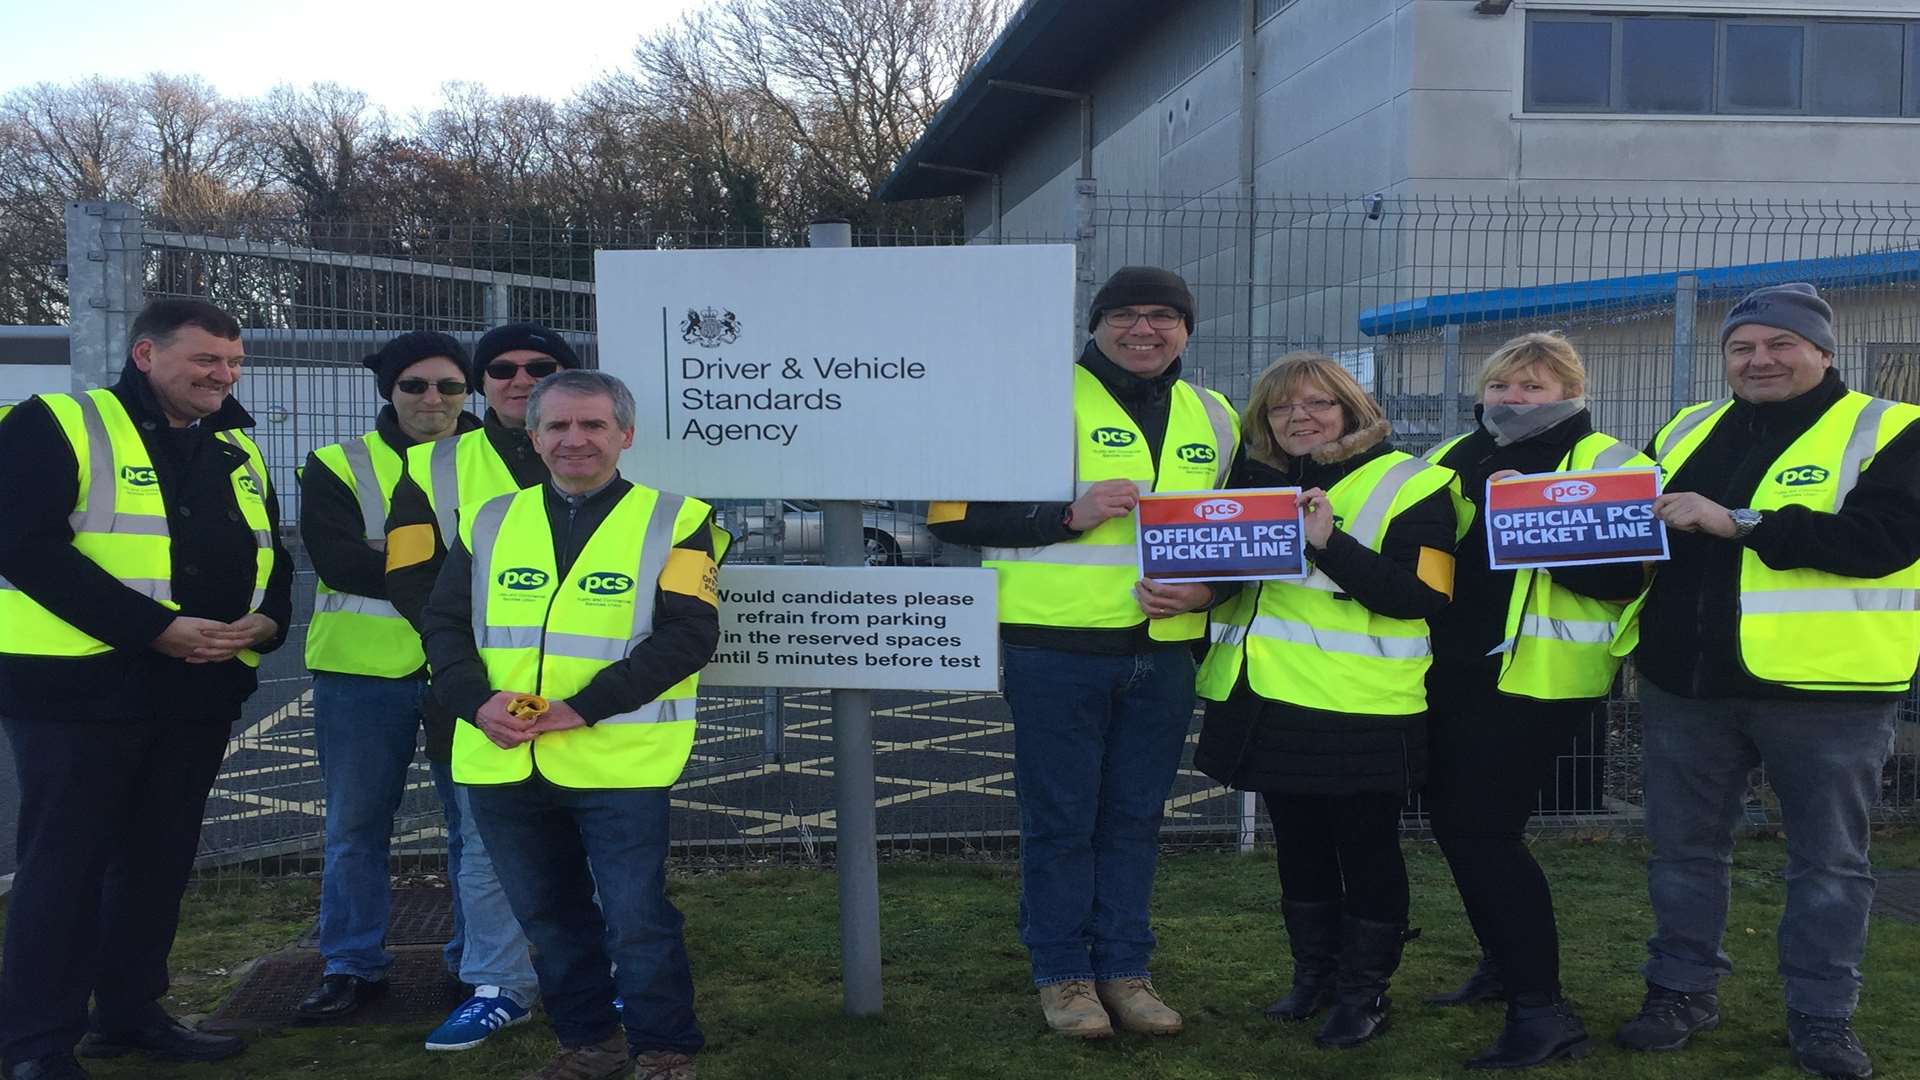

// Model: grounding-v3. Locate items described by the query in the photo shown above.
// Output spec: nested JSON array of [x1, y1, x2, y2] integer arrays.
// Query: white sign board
[[595, 245, 1076, 500], [704, 566, 999, 691]]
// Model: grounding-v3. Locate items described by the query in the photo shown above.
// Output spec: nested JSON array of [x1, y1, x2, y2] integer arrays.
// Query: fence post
[[1074, 179, 1099, 342], [1672, 273, 1698, 414], [486, 281, 512, 326], [1237, 790, 1258, 854], [1441, 323, 1462, 434], [64, 201, 143, 392]]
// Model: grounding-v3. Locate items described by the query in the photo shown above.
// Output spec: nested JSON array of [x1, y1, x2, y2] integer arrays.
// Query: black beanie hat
[[1087, 266, 1195, 333], [361, 330, 469, 400], [1719, 282, 1837, 356], [473, 322, 581, 383]]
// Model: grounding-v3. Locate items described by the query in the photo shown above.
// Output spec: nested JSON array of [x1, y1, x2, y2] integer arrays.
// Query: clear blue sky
[[0, 0, 705, 115]]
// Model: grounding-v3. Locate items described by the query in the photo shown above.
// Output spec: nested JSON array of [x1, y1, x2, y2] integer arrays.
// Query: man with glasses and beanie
[[295, 331, 493, 1025], [1612, 283, 1920, 1080], [384, 321, 580, 1050], [0, 298, 293, 1079], [927, 266, 1239, 1039]]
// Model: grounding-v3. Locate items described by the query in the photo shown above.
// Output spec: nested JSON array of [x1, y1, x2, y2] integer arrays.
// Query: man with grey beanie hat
[[1612, 282, 1920, 1080]]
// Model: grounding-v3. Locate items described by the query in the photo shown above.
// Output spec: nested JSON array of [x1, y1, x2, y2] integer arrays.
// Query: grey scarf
[[1480, 397, 1588, 447]]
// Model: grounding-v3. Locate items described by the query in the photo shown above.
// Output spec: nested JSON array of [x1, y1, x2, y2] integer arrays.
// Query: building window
[[1526, 13, 1920, 118]]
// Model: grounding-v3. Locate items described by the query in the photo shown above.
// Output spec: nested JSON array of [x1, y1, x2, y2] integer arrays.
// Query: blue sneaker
[[424, 986, 531, 1051]]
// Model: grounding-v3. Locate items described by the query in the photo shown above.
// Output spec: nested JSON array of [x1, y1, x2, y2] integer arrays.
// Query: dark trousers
[[0, 715, 230, 1067], [1425, 690, 1596, 999], [467, 778, 702, 1056], [1265, 790, 1409, 924]]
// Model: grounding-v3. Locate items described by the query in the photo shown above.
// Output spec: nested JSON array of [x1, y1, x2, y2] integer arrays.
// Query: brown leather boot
[[523, 1033, 629, 1080], [1038, 980, 1114, 1039], [1096, 977, 1184, 1036]]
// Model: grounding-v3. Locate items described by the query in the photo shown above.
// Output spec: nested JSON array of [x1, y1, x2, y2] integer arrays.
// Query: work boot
[[1314, 915, 1410, 1049], [1037, 980, 1113, 1039], [1264, 899, 1342, 1022], [1787, 1010, 1872, 1079], [1613, 982, 1719, 1052], [631, 1049, 698, 1080], [1095, 978, 1183, 1036], [75, 1015, 244, 1063], [1465, 995, 1594, 1069], [6, 1054, 88, 1079], [523, 1033, 629, 1080], [1427, 954, 1506, 1007]]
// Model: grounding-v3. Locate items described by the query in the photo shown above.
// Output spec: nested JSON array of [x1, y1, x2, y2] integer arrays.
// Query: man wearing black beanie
[[927, 266, 1238, 1040]]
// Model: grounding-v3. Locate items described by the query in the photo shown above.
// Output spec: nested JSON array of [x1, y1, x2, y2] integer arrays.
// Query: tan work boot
[[524, 1032, 629, 1080], [1096, 977, 1184, 1036], [1038, 979, 1114, 1038], [632, 1050, 696, 1080]]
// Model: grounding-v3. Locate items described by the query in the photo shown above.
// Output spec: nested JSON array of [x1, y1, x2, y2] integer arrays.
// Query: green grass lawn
[[47, 831, 1920, 1079]]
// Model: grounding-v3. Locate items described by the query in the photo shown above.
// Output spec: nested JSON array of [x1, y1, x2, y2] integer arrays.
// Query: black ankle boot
[[1427, 954, 1506, 1007], [1314, 915, 1409, 1049], [1465, 997, 1593, 1070], [1264, 900, 1342, 1022]]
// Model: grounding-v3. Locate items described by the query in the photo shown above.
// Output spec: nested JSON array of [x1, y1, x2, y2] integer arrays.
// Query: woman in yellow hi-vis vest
[[1422, 332, 1652, 1070], [1195, 353, 1466, 1050]]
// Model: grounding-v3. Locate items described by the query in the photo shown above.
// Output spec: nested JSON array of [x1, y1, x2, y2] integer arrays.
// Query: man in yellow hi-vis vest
[[928, 267, 1240, 1040], [420, 370, 720, 1080], [0, 299, 292, 1077], [1611, 284, 1920, 1080]]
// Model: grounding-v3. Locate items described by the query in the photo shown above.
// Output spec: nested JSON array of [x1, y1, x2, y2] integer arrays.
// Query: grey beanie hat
[[1719, 282, 1836, 355]]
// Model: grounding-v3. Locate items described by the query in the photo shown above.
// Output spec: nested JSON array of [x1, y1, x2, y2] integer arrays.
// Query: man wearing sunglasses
[[295, 331, 503, 1028]]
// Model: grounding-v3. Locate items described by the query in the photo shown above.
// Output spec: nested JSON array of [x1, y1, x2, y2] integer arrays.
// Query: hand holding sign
[[1070, 479, 1140, 531], [1299, 487, 1334, 550], [1486, 468, 1670, 570], [1134, 578, 1213, 619]]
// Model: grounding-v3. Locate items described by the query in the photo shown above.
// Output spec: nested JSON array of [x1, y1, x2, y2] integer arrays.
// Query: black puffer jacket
[[1194, 422, 1459, 795]]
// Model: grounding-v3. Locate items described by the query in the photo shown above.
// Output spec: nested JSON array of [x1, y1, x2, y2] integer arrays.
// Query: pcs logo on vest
[[497, 567, 551, 591], [120, 465, 158, 488], [578, 572, 635, 596], [1775, 465, 1830, 487], [237, 476, 261, 496], [1176, 443, 1216, 464], [1090, 427, 1136, 448]]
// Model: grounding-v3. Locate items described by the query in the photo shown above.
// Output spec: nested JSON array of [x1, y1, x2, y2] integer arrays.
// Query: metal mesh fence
[[52, 195, 1919, 878]]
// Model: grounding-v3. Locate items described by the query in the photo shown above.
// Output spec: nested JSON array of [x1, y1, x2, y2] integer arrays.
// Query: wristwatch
[[1728, 508, 1763, 540]]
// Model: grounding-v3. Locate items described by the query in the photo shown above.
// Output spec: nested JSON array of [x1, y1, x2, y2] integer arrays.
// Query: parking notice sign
[[1137, 489, 1308, 582], [1486, 467, 1670, 571]]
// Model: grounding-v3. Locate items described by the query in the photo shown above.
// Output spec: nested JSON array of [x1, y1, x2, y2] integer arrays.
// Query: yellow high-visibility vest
[[1614, 391, 1920, 692], [0, 389, 273, 664], [453, 483, 713, 788], [304, 431, 425, 677], [1428, 430, 1652, 700], [406, 426, 524, 546], [983, 364, 1239, 642], [1197, 450, 1463, 714]]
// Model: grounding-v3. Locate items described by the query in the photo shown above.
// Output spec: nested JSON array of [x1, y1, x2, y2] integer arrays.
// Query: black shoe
[[1427, 955, 1506, 1007], [75, 1017, 244, 1063], [1314, 915, 1410, 1049], [1466, 997, 1594, 1070], [296, 973, 388, 1020], [6, 1054, 88, 1080], [1787, 1010, 1872, 1079], [1264, 899, 1342, 1022], [1613, 982, 1720, 1051]]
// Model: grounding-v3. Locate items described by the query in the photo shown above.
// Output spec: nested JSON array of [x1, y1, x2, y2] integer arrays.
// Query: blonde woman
[[1195, 353, 1466, 1049]]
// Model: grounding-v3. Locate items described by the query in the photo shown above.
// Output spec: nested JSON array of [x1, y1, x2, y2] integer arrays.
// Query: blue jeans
[[1001, 643, 1195, 986], [1639, 680, 1898, 1017], [450, 784, 539, 1005], [468, 780, 701, 1055]]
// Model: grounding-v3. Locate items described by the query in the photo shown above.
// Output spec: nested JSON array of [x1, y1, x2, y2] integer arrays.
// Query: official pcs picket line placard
[[1485, 468, 1670, 571], [1137, 489, 1309, 582]]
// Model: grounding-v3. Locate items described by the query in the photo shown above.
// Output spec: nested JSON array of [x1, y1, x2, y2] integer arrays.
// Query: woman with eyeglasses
[[1195, 353, 1466, 1049], [1420, 332, 1651, 1069]]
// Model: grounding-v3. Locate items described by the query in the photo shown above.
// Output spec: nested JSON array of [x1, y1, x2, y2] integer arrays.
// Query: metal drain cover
[[205, 947, 466, 1031], [296, 885, 456, 948]]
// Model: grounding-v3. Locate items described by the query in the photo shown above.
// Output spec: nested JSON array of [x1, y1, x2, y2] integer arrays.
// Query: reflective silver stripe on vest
[[1196, 390, 1236, 487], [1209, 620, 1247, 646], [598, 696, 698, 726], [1591, 441, 1640, 469], [340, 437, 388, 549], [0, 574, 10, 590], [1836, 397, 1895, 509], [1247, 615, 1431, 659], [1346, 457, 1432, 547], [467, 493, 517, 645], [542, 631, 630, 663], [1520, 614, 1615, 645], [430, 437, 462, 543], [982, 542, 1135, 567], [631, 494, 684, 646], [1743, 588, 1920, 615], [313, 591, 403, 619], [1655, 399, 1730, 460], [3, 572, 167, 603], [66, 393, 169, 537], [476, 625, 543, 650]]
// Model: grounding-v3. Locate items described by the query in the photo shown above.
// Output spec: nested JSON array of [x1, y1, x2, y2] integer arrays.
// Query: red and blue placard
[[1486, 467, 1670, 571], [1137, 488, 1308, 582]]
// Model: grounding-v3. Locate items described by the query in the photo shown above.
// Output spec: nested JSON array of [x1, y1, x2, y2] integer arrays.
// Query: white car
[[717, 500, 943, 566]]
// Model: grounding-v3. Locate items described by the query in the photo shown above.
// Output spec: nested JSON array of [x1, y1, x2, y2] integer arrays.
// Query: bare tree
[[254, 82, 388, 219]]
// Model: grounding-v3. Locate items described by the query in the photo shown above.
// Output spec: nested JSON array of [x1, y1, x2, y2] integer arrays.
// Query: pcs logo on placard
[[1194, 498, 1244, 521], [680, 306, 742, 348], [1542, 480, 1597, 504]]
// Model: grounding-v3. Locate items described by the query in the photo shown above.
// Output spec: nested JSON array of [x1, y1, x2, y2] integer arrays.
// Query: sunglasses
[[485, 359, 560, 381], [394, 377, 469, 396]]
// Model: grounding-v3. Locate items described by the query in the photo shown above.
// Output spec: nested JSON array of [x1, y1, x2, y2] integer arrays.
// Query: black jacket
[[1193, 427, 1457, 795], [1634, 371, 1920, 701], [1425, 409, 1647, 703], [419, 476, 720, 736], [926, 340, 1198, 654], [0, 367, 294, 723]]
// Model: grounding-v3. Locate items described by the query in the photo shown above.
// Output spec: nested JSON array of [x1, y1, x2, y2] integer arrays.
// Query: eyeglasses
[[1267, 398, 1340, 417], [1101, 309, 1184, 330], [394, 377, 468, 396], [485, 359, 560, 381]]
